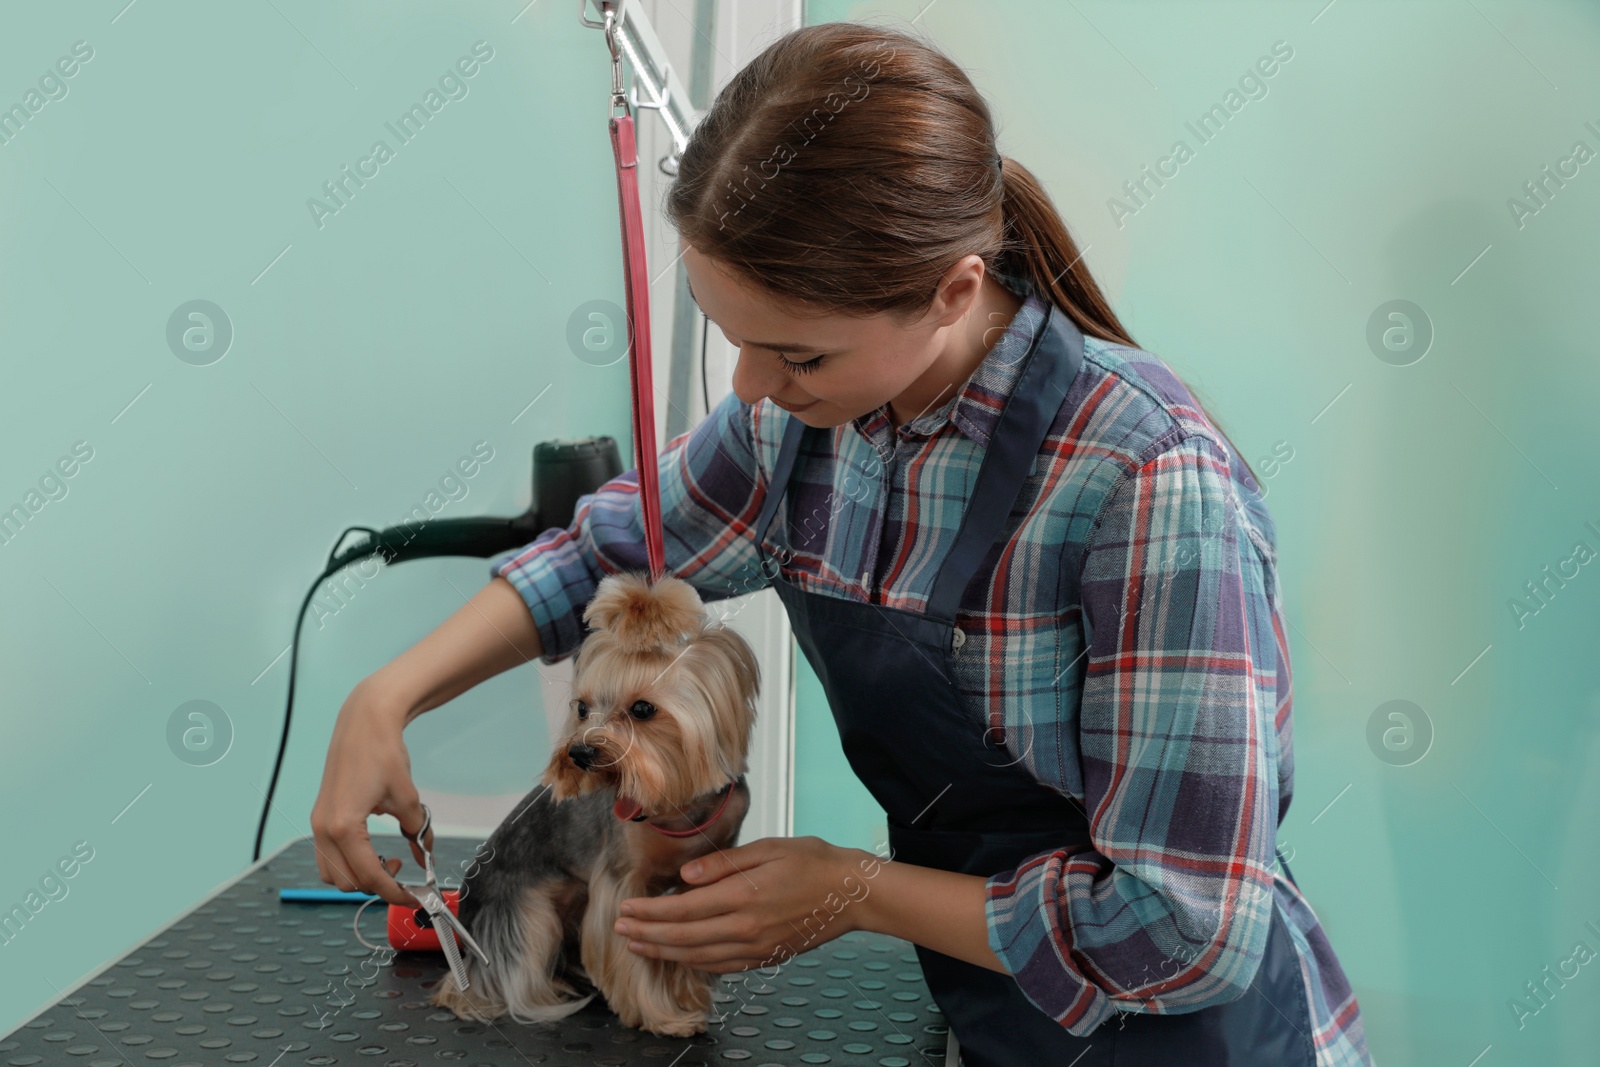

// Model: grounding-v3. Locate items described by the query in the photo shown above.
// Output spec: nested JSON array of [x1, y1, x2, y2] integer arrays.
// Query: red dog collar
[[613, 779, 738, 837]]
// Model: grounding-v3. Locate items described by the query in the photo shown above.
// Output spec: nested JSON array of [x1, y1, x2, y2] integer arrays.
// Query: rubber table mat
[[2, 834, 953, 1067]]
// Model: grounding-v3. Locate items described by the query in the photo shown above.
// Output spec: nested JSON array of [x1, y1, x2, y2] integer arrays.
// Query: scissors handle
[[401, 804, 433, 848]]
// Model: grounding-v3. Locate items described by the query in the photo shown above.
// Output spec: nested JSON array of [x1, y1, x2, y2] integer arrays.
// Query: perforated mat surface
[[2, 835, 951, 1066]]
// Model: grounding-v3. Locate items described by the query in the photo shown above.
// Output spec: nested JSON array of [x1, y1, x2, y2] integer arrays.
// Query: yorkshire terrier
[[431, 571, 760, 1037]]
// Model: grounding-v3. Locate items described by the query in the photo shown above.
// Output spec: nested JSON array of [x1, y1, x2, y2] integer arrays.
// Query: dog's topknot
[[583, 572, 708, 653]]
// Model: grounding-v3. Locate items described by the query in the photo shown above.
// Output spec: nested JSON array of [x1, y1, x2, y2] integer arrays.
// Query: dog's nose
[[567, 742, 598, 770]]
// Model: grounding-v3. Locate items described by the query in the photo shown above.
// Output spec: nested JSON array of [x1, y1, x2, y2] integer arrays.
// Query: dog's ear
[[583, 572, 706, 653]]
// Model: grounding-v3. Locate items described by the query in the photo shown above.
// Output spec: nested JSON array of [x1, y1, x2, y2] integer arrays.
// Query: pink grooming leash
[[601, 1, 667, 583]]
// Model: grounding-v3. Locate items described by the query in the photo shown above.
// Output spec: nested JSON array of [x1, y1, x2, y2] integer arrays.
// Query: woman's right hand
[[309, 682, 433, 908], [307, 577, 545, 906]]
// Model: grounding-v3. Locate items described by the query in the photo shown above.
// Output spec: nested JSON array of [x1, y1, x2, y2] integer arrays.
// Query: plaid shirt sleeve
[[983, 433, 1282, 1035], [489, 388, 773, 663]]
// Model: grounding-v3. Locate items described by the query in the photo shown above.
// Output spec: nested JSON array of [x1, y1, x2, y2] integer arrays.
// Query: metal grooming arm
[[580, 0, 701, 173]]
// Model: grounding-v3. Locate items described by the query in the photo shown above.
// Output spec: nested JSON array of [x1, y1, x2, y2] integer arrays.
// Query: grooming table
[[2, 835, 954, 1066]]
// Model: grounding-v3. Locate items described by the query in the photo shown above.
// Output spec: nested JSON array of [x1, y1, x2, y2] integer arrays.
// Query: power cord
[[699, 309, 711, 417], [253, 526, 385, 863]]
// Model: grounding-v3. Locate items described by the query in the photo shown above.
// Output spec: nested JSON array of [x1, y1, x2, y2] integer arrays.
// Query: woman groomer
[[312, 22, 1372, 1067]]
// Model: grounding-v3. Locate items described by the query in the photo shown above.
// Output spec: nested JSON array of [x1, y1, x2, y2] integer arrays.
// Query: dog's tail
[[583, 572, 707, 654]]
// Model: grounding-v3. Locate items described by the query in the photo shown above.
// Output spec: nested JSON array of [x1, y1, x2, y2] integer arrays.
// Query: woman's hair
[[665, 21, 1259, 488]]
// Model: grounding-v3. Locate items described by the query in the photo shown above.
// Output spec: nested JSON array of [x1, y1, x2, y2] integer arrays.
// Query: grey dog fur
[[441, 775, 751, 1025]]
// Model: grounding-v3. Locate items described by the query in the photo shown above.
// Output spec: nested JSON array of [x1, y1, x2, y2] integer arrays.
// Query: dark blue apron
[[751, 303, 1317, 1066]]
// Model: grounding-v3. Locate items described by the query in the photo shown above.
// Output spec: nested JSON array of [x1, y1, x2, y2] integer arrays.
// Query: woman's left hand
[[614, 836, 870, 973]]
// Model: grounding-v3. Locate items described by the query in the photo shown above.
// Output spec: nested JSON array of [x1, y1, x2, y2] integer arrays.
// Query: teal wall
[[4, 1, 1599, 1063], [794, 2, 1600, 1064], [0, 0, 634, 1035]]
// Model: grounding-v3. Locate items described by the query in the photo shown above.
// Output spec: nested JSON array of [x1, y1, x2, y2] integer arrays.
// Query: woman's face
[[681, 244, 974, 428]]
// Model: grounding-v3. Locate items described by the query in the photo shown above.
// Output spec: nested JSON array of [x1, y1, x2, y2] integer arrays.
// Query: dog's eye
[[576, 701, 589, 720], [629, 700, 656, 721]]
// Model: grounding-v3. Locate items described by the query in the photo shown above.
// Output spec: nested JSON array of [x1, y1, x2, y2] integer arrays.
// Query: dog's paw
[[640, 1013, 708, 1038], [431, 978, 505, 1022]]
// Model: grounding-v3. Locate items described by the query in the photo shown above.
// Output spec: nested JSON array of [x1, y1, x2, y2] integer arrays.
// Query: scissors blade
[[396, 805, 489, 989]]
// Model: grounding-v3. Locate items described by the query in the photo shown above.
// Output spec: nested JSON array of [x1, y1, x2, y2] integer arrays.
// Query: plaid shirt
[[492, 287, 1371, 1065]]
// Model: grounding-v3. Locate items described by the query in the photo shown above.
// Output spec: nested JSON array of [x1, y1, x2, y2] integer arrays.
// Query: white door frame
[[626, 0, 806, 842]]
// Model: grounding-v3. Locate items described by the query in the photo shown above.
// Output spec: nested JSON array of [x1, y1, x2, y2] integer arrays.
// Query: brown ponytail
[[993, 154, 1132, 347], [999, 155, 1262, 488], [666, 21, 1259, 487]]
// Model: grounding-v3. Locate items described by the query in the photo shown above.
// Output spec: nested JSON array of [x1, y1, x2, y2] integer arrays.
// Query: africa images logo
[[0, 40, 95, 148], [306, 41, 494, 229], [1107, 39, 1295, 229]]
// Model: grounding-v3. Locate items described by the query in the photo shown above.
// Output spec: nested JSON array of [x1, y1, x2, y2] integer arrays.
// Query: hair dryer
[[252, 434, 624, 864], [326, 437, 624, 573]]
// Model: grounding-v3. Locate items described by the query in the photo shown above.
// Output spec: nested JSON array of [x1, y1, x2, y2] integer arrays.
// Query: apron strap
[[1275, 844, 1300, 889], [926, 303, 1084, 621], [754, 411, 810, 548]]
